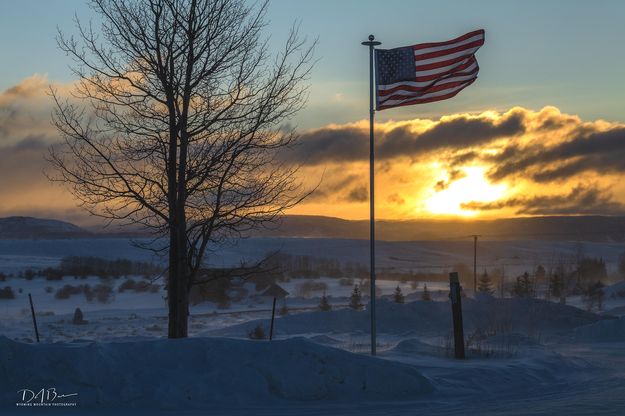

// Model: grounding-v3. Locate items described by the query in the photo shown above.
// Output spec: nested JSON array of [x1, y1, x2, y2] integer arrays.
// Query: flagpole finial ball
[[368, 35, 375, 41]]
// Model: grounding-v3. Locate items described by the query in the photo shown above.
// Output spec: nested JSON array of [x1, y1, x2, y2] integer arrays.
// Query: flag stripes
[[375, 29, 484, 110]]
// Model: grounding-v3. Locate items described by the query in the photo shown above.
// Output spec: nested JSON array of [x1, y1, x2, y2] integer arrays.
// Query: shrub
[[55, 284, 90, 300], [248, 324, 266, 340], [0, 286, 15, 299], [118, 278, 137, 292], [119, 278, 159, 294], [43, 268, 63, 281], [319, 294, 332, 311], [135, 281, 156, 293], [92, 284, 114, 303]]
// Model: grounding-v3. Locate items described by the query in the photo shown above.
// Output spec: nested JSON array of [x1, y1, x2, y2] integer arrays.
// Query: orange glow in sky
[[424, 166, 507, 217]]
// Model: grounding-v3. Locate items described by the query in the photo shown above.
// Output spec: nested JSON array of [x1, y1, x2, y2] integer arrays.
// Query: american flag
[[375, 29, 485, 110]]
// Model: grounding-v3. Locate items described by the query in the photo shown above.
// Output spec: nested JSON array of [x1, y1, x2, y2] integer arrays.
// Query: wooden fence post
[[28, 293, 40, 343], [449, 272, 465, 359], [269, 297, 277, 340]]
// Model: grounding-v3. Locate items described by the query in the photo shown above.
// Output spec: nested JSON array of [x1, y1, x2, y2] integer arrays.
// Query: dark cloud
[[288, 127, 368, 165], [461, 184, 625, 216], [306, 173, 362, 202], [284, 109, 526, 166], [345, 185, 368, 203], [434, 169, 466, 191], [0, 135, 49, 193], [387, 193, 405, 205], [488, 127, 625, 182], [378, 110, 525, 160]]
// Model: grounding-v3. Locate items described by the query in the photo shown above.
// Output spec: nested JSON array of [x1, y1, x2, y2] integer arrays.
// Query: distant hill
[[257, 215, 625, 242], [0, 216, 91, 239], [4, 214, 625, 241]]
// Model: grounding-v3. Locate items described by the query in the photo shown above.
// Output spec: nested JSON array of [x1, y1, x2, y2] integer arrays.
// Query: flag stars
[[375, 47, 416, 84]]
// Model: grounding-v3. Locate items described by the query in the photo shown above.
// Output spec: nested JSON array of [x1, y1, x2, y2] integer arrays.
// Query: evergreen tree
[[393, 286, 405, 304], [535, 265, 546, 281], [477, 270, 494, 295], [582, 281, 605, 311], [534, 264, 546, 292], [319, 293, 332, 311], [548, 273, 562, 299], [618, 251, 625, 278], [577, 257, 608, 286], [511, 272, 534, 298], [349, 285, 363, 310], [595, 281, 606, 311], [421, 284, 432, 301]]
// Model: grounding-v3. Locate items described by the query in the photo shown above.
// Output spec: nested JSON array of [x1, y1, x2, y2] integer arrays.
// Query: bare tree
[[48, 0, 315, 338]]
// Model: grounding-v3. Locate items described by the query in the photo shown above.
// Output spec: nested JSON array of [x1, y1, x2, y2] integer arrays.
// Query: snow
[[2, 236, 625, 277], [0, 336, 432, 411], [2, 237, 625, 414], [573, 316, 625, 342], [205, 297, 608, 341]]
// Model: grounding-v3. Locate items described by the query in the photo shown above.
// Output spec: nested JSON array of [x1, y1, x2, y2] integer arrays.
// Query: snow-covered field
[[2, 237, 625, 415], [2, 236, 625, 275]]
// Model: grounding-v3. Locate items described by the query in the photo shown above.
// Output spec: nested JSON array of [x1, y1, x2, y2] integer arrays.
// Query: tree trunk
[[166, 184, 190, 339], [167, 227, 180, 337], [176, 216, 190, 337], [167, 223, 190, 338]]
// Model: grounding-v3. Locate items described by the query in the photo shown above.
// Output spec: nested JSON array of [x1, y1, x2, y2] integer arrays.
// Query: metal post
[[28, 293, 40, 343], [362, 34, 380, 356]]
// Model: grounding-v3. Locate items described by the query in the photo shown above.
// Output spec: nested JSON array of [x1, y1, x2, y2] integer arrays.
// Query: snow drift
[[207, 297, 607, 339], [573, 316, 625, 342], [0, 336, 432, 411]]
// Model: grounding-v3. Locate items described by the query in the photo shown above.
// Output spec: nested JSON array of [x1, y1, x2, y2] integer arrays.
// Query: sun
[[424, 166, 506, 217]]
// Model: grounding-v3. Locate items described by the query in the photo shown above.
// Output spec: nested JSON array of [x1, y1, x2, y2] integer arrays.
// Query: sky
[[1, 0, 624, 224]]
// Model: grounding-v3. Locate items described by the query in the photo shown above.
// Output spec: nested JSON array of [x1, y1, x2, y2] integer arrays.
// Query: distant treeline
[[16, 256, 162, 280], [262, 252, 444, 281]]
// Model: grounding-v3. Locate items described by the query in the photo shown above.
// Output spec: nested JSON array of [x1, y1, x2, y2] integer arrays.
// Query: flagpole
[[362, 34, 381, 356]]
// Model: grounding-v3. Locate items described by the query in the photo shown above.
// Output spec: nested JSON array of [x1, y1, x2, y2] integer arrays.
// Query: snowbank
[[573, 316, 625, 342], [0, 336, 432, 411]]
